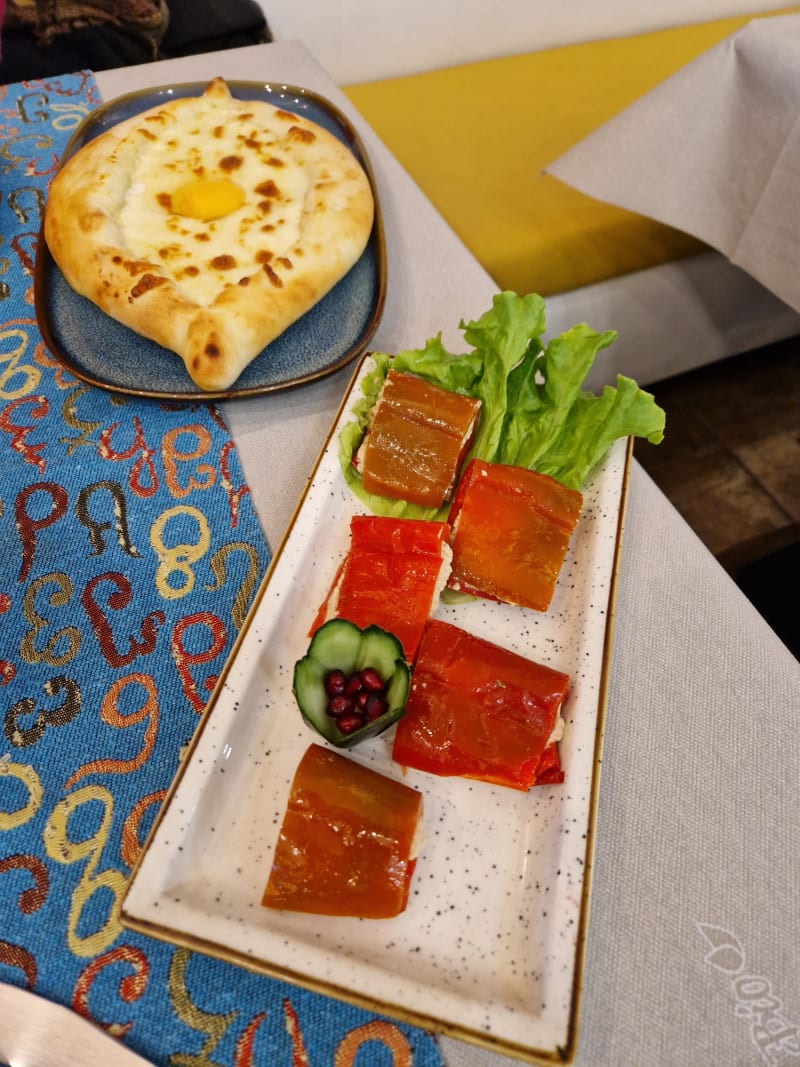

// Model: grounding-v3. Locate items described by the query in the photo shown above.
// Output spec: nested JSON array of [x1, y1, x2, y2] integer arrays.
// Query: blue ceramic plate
[[36, 80, 386, 400]]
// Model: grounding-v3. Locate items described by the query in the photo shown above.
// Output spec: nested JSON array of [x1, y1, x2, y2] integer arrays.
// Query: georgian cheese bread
[[44, 77, 375, 392]]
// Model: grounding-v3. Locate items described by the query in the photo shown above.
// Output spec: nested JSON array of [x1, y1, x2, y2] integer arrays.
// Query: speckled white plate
[[120, 354, 630, 1064]]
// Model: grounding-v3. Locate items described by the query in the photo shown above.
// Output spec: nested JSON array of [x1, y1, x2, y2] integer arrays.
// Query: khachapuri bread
[[44, 77, 375, 391]]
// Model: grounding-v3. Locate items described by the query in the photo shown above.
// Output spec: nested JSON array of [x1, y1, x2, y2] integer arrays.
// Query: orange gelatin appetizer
[[447, 458, 583, 612], [312, 514, 451, 660], [358, 370, 481, 507], [262, 743, 423, 918], [392, 620, 569, 790]]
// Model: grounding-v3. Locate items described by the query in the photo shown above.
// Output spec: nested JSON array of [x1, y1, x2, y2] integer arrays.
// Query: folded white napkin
[[547, 14, 800, 314]]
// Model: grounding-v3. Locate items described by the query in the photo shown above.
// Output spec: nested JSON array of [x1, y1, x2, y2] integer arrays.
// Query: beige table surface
[[5, 40, 798, 1067]]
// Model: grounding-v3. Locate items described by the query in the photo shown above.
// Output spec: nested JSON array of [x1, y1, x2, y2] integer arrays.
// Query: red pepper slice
[[311, 515, 451, 661], [262, 743, 423, 918], [360, 370, 481, 507], [392, 619, 569, 790], [447, 458, 583, 612]]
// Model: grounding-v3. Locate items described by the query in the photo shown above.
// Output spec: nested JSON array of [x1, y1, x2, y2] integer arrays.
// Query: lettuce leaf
[[339, 291, 665, 511]]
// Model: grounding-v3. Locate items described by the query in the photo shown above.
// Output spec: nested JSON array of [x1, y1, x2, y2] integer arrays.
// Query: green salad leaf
[[339, 291, 665, 513]]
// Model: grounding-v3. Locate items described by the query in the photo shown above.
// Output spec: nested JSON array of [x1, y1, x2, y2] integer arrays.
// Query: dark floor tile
[[647, 335, 800, 437], [735, 431, 800, 522], [635, 380, 796, 555], [718, 522, 800, 576], [736, 539, 800, 659], [656, 455, 791, 557], [634, 404, 724, 487], [634, 335, 799, 660], [694, 338, 800, 449]]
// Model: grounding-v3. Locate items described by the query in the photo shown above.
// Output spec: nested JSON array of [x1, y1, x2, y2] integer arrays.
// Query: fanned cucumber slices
[[293, 619, 411, 748]]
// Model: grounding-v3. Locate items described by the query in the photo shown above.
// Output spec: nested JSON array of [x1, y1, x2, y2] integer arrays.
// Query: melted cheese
[[116, 103, 314, 307]]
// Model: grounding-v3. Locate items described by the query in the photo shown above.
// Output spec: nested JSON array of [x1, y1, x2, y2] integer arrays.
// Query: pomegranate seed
[[324, 670, 347, 698], [363, 694, 387, 722], [320, 663, 390, 735], [336, 712, 365, 734], [344, 674, 362, 697], [359, 668, 384, 692], [327, 694, 353, 717]]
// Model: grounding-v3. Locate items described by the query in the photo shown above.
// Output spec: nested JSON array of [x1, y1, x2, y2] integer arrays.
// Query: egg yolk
[[171, 178, 245, 220]]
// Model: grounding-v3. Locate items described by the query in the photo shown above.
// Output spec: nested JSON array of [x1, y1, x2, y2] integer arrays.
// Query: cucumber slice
[[293, 618, 411, 748]]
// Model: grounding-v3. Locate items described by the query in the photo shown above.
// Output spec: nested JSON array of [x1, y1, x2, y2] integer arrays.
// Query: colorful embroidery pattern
[[0, 73, 443, 1066]]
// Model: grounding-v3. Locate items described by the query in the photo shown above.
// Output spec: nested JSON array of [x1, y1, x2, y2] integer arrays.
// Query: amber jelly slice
[[360, 370, 481, 508], [447, 458, 583, 612], [262, 743, 423, 918]]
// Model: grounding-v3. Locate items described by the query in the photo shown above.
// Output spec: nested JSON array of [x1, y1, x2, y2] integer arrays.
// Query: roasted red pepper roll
[[392, 620, 569, 790], [447, 458, 583, 612], [311, 514, 451, 660], [262, 743, 423, 918]]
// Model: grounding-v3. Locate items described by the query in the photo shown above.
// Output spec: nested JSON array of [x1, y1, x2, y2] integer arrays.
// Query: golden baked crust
[[43, 77, 375, 391]]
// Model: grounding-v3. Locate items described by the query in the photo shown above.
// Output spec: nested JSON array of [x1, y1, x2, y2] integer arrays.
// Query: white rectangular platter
[[121, 353, 630, 1065]]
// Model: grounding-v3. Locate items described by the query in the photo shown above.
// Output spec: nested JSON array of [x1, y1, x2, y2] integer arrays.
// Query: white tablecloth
[[88, 42, 800, 1067]]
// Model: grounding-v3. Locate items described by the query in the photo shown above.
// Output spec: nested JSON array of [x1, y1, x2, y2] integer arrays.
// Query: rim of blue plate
[[35, 79, 387, 402]]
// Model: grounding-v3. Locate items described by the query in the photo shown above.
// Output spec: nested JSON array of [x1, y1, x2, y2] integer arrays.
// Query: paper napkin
[[547, 14, 800, 314]]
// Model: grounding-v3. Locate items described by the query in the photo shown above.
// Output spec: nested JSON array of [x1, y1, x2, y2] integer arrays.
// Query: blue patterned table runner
[[0, 71, 443, 1067]]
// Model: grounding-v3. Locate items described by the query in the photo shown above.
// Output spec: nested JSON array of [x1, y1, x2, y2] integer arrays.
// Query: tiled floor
[[633, 334, 800, 658]]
